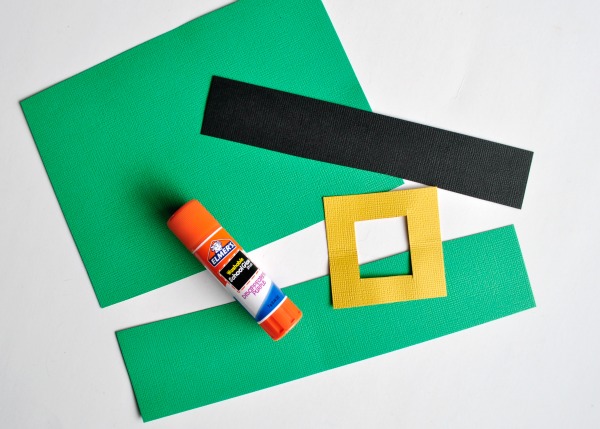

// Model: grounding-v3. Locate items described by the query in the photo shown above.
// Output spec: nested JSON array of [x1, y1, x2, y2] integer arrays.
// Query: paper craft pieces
[[20, 0, 403, 307], [116, 226, 534, 421], [201, 77, 534, 208], [323, 187, 445, 308]]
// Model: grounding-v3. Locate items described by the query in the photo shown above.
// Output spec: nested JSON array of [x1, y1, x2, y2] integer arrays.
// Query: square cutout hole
[[354, 216, 412, 278]]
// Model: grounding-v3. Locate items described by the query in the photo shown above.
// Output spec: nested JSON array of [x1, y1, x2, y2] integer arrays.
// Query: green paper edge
[[116, 225, 535, 421]]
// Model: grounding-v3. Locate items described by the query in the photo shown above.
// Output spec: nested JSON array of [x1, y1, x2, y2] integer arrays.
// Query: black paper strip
[[201, 77, 533, 208]]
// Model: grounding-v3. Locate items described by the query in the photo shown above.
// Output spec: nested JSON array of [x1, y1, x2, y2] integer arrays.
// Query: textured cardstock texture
[[201, 77, 534, 208], [324, 187, 446, 308], [20, 0, 403, 307], [116, 226, 534, 421]]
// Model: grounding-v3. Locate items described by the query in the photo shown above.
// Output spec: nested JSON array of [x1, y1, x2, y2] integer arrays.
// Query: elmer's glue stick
[[167, 200, 302, 341]]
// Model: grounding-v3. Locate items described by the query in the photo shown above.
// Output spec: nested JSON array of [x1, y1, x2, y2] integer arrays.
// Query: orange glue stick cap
[[167, 200, 221, 252]]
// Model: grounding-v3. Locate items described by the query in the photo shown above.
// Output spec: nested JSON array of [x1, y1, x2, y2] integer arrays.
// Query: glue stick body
[[167, 200, 302, 341]]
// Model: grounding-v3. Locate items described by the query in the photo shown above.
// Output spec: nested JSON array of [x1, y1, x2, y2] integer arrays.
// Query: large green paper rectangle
[[117, 226, 535, 421], [20, 0, 402, 307]]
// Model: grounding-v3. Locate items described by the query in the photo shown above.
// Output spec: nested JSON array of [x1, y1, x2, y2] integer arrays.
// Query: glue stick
[[167, 200, 302, 341]]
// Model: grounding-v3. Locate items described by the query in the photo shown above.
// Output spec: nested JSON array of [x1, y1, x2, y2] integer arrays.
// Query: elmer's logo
[[208, 240, 236, 267]]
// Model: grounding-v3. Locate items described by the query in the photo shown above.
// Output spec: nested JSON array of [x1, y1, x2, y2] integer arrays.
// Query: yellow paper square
[[323, 187, 446, 309]]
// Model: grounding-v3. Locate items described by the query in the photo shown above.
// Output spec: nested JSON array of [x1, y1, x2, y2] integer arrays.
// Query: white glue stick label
[[217, 250, 286, 322]]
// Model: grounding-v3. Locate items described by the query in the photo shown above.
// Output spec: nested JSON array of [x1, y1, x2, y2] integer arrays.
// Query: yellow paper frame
[[323, 187, 446, 309]]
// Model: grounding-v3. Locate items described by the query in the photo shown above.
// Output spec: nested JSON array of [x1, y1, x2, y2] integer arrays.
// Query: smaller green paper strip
[[117, 225, 534, 421]]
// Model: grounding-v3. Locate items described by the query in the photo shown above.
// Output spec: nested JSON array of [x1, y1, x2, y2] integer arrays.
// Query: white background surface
[[1, 0, 599, 427]]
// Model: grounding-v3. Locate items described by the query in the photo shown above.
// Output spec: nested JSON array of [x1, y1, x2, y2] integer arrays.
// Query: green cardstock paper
[[116, 226, 535, 421], [20, 0, 402, 307]]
